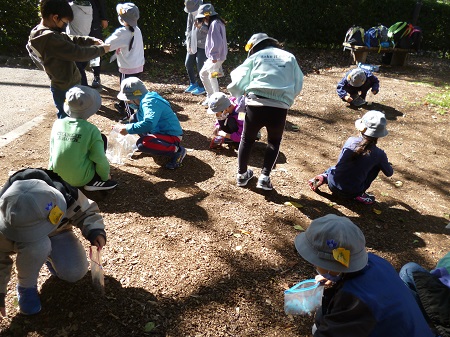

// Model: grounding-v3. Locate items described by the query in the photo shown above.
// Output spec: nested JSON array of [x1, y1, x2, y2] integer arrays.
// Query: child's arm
[[369, 74, 380, 94], [379, 151, 393, 177], [336, 76, 350, 99], [88, 136, 110, 182], [227, 58, 253, 97], [105, 27, 131, 52]]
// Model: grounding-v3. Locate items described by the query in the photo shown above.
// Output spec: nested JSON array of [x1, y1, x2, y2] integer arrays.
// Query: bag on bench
[[398, 26, 422, 50], [344, 25, 365, 46], [365, 24, 390, 49], [388, 22, 414, 47]]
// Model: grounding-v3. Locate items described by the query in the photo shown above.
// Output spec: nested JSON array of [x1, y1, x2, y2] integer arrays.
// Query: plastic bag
[[89, 56, 100, 68], [106, 128, 138, 165], [90, 246, 105, 294], [284, 279, 324, 315]]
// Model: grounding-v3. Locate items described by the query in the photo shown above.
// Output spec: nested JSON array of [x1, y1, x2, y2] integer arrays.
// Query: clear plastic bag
[[90, 246, 105, 295], [106, 128, 138, 165], [284, 279, 324, 315]]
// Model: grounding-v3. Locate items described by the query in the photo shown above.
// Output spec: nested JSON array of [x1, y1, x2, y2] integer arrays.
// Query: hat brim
[[355, 118, 389, 138], [64, 88, 101, 119], [247, 37, 278, 56], [206, 108, 215, 114], [294, 232, 368, 273]]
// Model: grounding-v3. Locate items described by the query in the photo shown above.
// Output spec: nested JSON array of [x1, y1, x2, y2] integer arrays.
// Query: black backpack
[[344, 26, 365, 46], [398, 26, 422, 50]]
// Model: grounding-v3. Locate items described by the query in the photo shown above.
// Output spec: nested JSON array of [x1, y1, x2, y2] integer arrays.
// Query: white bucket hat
[[355, 110, 389, 138]]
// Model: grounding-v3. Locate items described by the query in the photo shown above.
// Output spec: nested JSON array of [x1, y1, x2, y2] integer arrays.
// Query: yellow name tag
[[333, 247, 350, 268], [48, 205, 64, 225], [238, 112, 246, 121]]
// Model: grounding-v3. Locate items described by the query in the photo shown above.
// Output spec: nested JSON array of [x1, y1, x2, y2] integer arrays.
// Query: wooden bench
[[342, 43, 414, 66]]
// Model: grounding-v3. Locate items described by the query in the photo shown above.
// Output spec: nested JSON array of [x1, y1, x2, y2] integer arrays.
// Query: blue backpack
[[365, 25, 390, 48]]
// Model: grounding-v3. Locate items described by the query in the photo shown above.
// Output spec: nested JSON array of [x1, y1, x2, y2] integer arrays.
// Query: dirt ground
[[0, 49, 449, 336]]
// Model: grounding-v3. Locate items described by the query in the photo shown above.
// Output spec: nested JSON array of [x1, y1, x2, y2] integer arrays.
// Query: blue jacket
[[227, 47, 303, 107], [125, 92, 183, 137], [315, 253, 434, 337], [336, 69, 379, 99]]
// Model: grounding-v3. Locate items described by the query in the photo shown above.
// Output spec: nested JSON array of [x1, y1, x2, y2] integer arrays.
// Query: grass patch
[[426, 86, 450, 115]]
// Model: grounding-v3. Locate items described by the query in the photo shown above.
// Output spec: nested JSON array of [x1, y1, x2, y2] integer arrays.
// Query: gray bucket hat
[[64, 85, 101, 120], [347, 68, 367, 87], [245, 33, 278, 55], [207, 92, 231, 114], [355, 110, 389, 138], [184, 0, 202, 13], [295, 214, 368, 273], [0, 179, 67, 242], [117, 77, 149, 101], [195, 3, 218, 19], [117, 3, 140, 26]]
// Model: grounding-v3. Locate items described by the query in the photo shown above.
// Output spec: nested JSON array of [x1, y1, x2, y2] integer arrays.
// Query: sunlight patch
[[164, 187, 193, 200]]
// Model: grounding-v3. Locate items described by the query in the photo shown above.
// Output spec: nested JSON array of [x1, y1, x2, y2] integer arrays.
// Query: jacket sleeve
[[369, 74, 380, 93], [105, 27, 130, 52], [65, 190, 106, 245], [378, 150, 393, 177], [88, 132, 110, 181], [336, 76, 349, 98], [229, 118, 244, 143], [98, 0, 107, 20], [46, 34, 105, 62], [293, 58, 304, 96], [126, 99, 162, 135], [227, 58, 253, 97], [0, 249, 13, 295], [315, 290, 376, 337]]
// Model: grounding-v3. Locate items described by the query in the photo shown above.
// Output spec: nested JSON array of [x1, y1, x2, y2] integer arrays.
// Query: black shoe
[[114, 102, 126, 115], [91, 76, 101, 89], [84, 179, 118, 191]]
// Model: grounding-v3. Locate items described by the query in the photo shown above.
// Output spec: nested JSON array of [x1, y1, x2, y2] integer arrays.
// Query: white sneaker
[[256, 174, 273, 191]]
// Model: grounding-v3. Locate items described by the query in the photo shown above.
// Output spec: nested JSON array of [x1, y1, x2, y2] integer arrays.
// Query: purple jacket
[[205, 19, 227, 61]]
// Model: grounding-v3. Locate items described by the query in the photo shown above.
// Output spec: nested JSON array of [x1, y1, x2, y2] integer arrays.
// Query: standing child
[[207, 92, 244, 148], [89, 0, 109, 88], [105, 3, 145, 119], [0, 168, 107, 316], [195, 3, 227, 105], [28, 0, 109, 118], [183, 0, 208, 96], [308, 110, 393, 204], [112, 78, 186, 170], [336, 67, 379, 106], [49, 85, 117, 191]]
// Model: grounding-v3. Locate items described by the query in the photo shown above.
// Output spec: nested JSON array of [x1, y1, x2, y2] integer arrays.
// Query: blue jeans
[[185, 48, 207, 88], [50, 86, 68, 119]]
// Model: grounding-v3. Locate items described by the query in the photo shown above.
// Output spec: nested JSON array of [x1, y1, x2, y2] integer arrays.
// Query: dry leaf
[[394, 181, 403, 187], [284, 201, 303, 208], [373, 208, 382, 215], [293, 225, 304, 231]]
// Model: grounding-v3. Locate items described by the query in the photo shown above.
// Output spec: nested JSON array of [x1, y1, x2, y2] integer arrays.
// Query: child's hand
[[218, 130, 227, 138], [92, 235, 106, 250], [345, 95, 353, 102], [102, 44, 111, 53], [315, 274, 334, 286], [372, 90, 378, 95], [113, 125, 128, 135]]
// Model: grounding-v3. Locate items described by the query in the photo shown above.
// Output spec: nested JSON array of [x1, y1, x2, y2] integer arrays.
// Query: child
[[227, 33, 303, 191], [207, 92, 244, 148], [112, 77, 186, 170], [294, 214, 434, 336], [308, 110, 393, 204], [0, 168, 107, 316], [195, 3, 227, 105], [28, 0, 109, 119], [336, 67, 379, 106], [183, 0, 208, 96], [89, 0, 109, 88], [105, 3, 145, 119], [49, 85, 118, 191]]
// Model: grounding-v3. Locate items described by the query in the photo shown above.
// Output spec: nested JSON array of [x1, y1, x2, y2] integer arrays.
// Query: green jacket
[[29, 24, 105, 90]]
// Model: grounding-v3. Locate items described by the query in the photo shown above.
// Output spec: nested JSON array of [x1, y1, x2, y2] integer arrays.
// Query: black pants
[[238, 105, 287, 176]]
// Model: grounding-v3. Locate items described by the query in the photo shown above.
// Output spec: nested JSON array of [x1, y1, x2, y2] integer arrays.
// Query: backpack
[[26, 40, 45, 71], [364, 25, 390, 48], [388, 22, 414, 47], [398, 26, 422, 50], [344, 26, 365, 46]]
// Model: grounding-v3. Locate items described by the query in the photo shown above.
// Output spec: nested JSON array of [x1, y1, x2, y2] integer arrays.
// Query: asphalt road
[[0, 67, 53, 136]]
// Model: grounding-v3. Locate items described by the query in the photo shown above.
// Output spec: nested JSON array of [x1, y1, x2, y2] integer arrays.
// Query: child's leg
[[261, 107, 287, 176], [15, 238, 51, 288], [137, 134, 181, 157], [47, 230, 89, 283], [362, 166, 381, 192], [199, 59, 214, 97], [185, 52, 197, 85], [238, 107, 265, 175], [76, 61, 88, 86], [50, 86, 68, 119], [195, 48, 207, 89]]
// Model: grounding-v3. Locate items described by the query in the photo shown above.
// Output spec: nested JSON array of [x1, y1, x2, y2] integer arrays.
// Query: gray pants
[[0, 230, 88, 291]]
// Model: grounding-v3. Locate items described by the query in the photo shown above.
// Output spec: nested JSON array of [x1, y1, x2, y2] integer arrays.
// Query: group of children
[[2, 1, 446, 334]]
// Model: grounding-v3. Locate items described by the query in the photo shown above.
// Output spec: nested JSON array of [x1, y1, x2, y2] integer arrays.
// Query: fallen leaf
[[144, 322, 156, 332], [239, 229, 251, 235], [373, 208, 382, 215], [328, 202, 337, 207], [284, 201, 303, 208], [394, 181, 403, 187], [443, 213, 450, 220], [413, 240, 419, 244], [381, 192, 389, 197], [233, 233, 242, 238], [293, 225, 304, 231], [291, 125, 299, 131]]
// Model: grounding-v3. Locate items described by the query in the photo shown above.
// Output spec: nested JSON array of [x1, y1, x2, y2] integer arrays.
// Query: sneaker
[[351, 96, 367, 107], [184, 83, 198, 93], [91, 76, 101, 89], [191, 87, 206, 96], [114, 102, 126, 116], [236, 169, 254, 187], [84, 179, 118, 191], [166, 146, 186, 169], [354, 192, 375, 205], [17, 285, 41, 315], [201, 99, 209, 106], [256, 174, 273, 191]]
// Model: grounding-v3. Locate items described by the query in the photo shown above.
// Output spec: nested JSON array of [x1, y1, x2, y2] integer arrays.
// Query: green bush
[[1, 0, 449, 57]]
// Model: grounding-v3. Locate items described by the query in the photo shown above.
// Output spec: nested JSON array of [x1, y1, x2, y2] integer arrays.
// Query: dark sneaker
[[184, 83, 198, 93], [256, 174, 273, 191], [84, 179, 118, 191], [114, 102, 126, 116], [91, 76, 101, 89], [351, 95, 366, 107], [191, 87, 206, 95], [236, 169, 254, 187], [17, 285, 41, 315], [166, 146, 186, 169], [354, 192, 375, 205]]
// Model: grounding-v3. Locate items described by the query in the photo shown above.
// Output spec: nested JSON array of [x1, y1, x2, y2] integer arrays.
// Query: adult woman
[[227, 33, 303, 190]]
